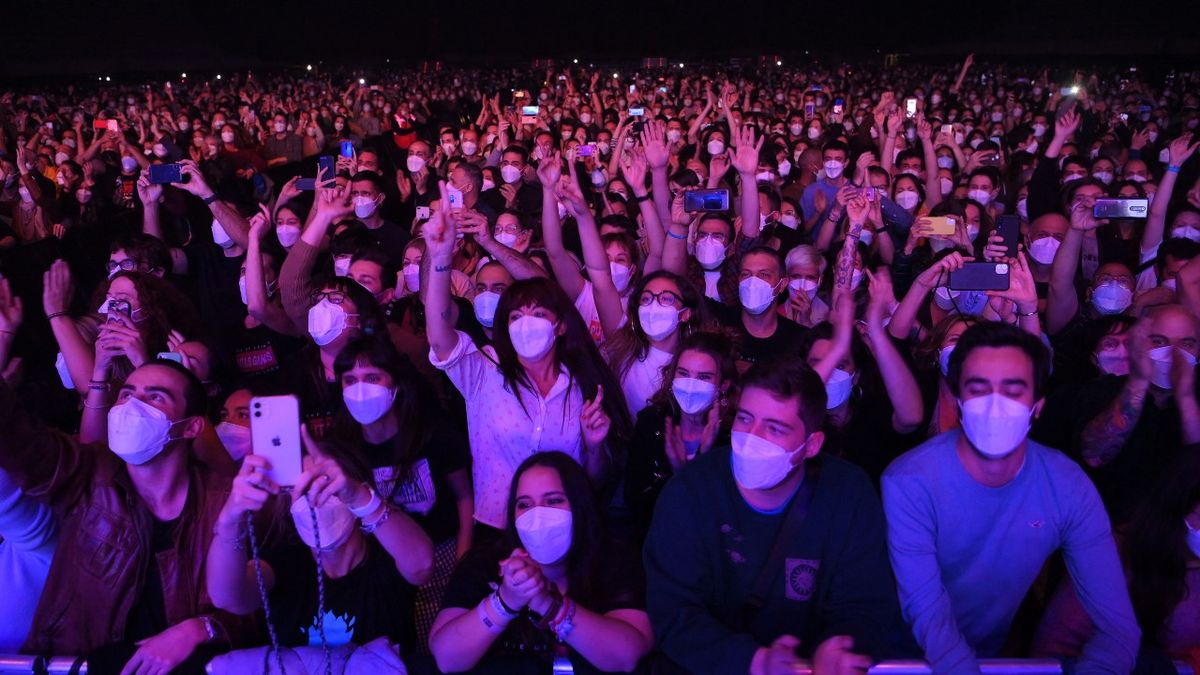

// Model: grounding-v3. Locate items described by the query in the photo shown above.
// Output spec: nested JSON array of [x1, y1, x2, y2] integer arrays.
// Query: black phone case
[[949, 263, 1010, 291], [684, 189, 730, 213], [996, 215, 1020, 259]]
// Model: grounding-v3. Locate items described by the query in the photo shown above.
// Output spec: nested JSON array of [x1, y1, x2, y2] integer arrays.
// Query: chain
[[307, 493, 333, 675], [246, 511, 288, 675]]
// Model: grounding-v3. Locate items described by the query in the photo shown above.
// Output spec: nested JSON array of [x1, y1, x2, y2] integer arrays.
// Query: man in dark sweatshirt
[[644, 358, 911, 675]]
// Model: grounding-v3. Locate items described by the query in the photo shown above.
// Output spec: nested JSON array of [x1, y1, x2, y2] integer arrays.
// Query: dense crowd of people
[[0, 52, 1197, 674]]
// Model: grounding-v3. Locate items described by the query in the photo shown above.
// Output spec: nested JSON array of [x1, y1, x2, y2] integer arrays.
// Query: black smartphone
[[1094, 198, 1149, 219], [316, 155, 336, 182], [949, 262, 1010, 291], [148, 163, 182, 185], [296, 178, 316, 190], [995, 214, 1020, 258], [684, 188, 730, 213]]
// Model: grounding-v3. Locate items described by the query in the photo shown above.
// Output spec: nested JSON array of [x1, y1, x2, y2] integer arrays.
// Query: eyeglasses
[[310, 290, 348, 306], [639, 290, 682, 308], [106, 258, 140, 274], [495, 224, 524, 236]]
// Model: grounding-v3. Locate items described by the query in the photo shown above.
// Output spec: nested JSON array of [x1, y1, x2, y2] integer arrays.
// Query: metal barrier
[[0, 656, 86, 674], [789, 659, 1196, 675]]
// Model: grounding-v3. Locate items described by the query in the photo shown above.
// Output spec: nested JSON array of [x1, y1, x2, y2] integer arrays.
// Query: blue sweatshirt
[[644, 449, 910, 674], [0, 468, 56, 650], [882, 431, 1139, 675]]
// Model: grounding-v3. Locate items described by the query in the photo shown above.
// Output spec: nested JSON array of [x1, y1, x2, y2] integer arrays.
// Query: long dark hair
[[647, 331, 738, 421], [93, 271, 199, 382], [606, 271, 710, 382], [685, 214, 739, 305], [1122, 450, 1200, 647], [505, 452, 606, 607], [331, 336, 438, 493], [491, 278, 631, 441]]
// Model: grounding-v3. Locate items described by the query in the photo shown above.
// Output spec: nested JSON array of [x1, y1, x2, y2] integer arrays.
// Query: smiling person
[[883, 323, 1140, 674]]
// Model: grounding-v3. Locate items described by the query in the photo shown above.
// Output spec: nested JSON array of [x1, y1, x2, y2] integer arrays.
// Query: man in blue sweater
[[883, 322, 1140, 674], [645, 358, 911, 675]]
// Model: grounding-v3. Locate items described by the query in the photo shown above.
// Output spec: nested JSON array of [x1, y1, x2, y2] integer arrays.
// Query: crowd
[[0, 52, 1197, 675]]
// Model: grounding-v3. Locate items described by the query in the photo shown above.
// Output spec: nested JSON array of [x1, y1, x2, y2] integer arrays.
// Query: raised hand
[[423, 183, 457, 259], [580, 385, 611, 451], [1167, 133, 1200, 167], [535, 150, 562, 187], [42, 259, 74, 316], [987, 250, 1038, 314], [620, 147, 649, 192], [915, 250, 972, 289], [1069, 193, 1101, 231], [1055, 108, 1081, 140], [642, 120, 670, 169], [729, 125, 764, 175], [136, 168, 163, 205], [0, 277, 23, 335]]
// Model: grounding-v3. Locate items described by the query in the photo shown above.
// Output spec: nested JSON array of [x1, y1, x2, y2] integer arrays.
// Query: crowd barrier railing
[[0, 656, 86, 674]]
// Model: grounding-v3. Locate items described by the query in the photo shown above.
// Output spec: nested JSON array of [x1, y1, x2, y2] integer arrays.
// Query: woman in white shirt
[[424, 187, 631, 535]]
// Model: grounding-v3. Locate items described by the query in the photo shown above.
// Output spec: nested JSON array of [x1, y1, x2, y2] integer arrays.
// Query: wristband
[[633, 193, 651, 203], [477, 602, 507, 633], [360, 506, 391, 534], [433, 264, 452, 273], [666, 230, 688, 240], [88, 380, 111, 391], [491, 590, 521, 620], [202, 194, 218, 205], [47, 311, 68, 321], [1167, 165, 1182, 174], [347, 484, 381, 518]]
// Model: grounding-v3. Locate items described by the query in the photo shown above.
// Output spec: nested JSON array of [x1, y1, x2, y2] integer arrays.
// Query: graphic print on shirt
[[720, 523, 748, 565], [307, 610, 355, 646], [785, 558, 820, 601], [374, 460, 436, 515]]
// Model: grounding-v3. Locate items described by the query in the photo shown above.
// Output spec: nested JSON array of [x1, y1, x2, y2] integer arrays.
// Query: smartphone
[[804, 102, 815, 121], [832, 102, 844, 116], [905, 98, 918, 119], [317, 155, 336, 182], [950, 262, 1010, 291], [106, 299, 132, 321], [156, 351, 184, 364], [296, 178, 316, 190], [93, 119, 110, 131], [995, 214, 1021, 258], [862, 186, 876, 200], [577, 143, 595, 157], [1060, 86, 1080, 96], [107, 120, 120, 133], [415, 206, 431, 220], [942, 124, 953, 136], [521, 105, 539, 125], [339, 140, 354, 158], [250, 395, 303, 487], [628, 84, 637, 94], [1094, 198, 1149, 219], [447, 185, 464, 209], [684, 188, 730, 213], [1118, 112, 1129, 123], [924, 216, 958, 236], [147, 163, 183, 185], [629, 107, 645, 117]]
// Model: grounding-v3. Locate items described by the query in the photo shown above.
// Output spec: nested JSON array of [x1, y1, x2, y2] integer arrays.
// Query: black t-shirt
[[125, 516, 178, 642], [262, 538, 417, 651], [822, 392, 925, 486], [440, 539, 647, 675], [182, 227, 245, 353], [362, 421, 470, 543], [231, 324, 308, 381], [362, 219, 411, 266], [718, 309, 809, 370]]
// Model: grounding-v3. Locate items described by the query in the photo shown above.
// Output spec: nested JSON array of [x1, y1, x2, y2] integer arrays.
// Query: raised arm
[[730, 124, 764, 241], [424, 185, 462, 362], [1079, 320, 1151, 468], [1142, 135, 1198, 255], [245, 207, 299, 335], [916, 118, 941, 207], [171, 160, 252, 251], [622, 140, 664, 274], [537, 152, 587, 300], [43, 260, 94, 395], [950, 53, 974, 95], [888, 252, 969, 341], [1046, 196, 1097, 335], [560, 151, 624, 338], [457, 211, 547, 281], [864, 269, 924, 432]]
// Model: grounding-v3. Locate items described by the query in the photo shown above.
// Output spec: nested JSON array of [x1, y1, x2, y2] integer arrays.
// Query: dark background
[[1, 0, 1198, 81]]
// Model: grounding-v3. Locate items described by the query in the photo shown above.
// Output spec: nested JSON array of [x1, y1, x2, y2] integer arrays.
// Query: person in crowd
[[644, 356, 910, 673], [429, 451, 653, 673], [883, 322, 1141, 673]]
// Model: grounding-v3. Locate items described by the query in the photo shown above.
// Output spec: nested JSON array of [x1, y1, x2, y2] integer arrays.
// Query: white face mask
[[500, 164, 522, 184], [936, 155, 955, 170], [1149, 345, 1197, 390], [807, 127, 822, 140], [1017, 198, 1029, 220], [473, 291, 501, 328], [638, 303, 681, 341], [1096, 346, 1129, 377], [120, 156, 139, 174], [215, 421, 252, 461], [1032, 123, 1047, 138], [777, 159, 792, 177], [788, 278, 819, 300], [482, 178, 495, 191], [406, 155, 427, 173], [895, 190, 921, 210], [666, 130, 682, 144], [274, 122, 287, 133], [1028, 237, 1061, 265], [779, 214, 799, 229], [331, 255, 351, 277], [706, 139, 725, 156], [107, 397, 182, 465], [673, 377, 718, 415], [221, 130, 236, 144], [1171, 226, 1200, 243], [938, 345, 954, 377], [730, 431, 800, 490], [610, 262, 633, 292], [695, 237, 727, 270], [959, 393, 1033, 459], [823, 160, 844, 179], [461, 141, 478, 156], [515, 506, 573, 565], [508, 315, 558, 360], [291, 495, 357, 551], [579, 113, 593, 125], [343, 382, 397, 425], [307, 299, 351, 346], [967, 189, 992, 206], [1091, 282, 1133, 316], [825, 368, 853, 409], [739, 277, 778, 315], [276, 224, 301, 248], [211, 221, 235, 249], [1092, 171, 1113, 185], [353, 195, 378, 219], [939, 177, 954, 196]]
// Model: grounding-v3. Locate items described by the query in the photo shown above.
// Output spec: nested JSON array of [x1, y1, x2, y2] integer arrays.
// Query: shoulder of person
[[811, 454, 878, 502], [881, 430, 959, 482]]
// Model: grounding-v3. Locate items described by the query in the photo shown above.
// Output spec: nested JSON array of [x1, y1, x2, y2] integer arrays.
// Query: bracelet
[[1167, 165, 1182, 174], [531, 590, 563, 630], [1017, 308, 1038, 317], [347, 484, 381, 518], [551, 597, 576, 642], [477, 601, 507, 633], [666, 230, 688, 240], [201, 194, 218, 205], [82, 400, 111, 410], [360, 505, 391, 534], [633, 193, 651, 203], [88, 380, 110, 391], [491, 590, 521, 620], [212, 526, 246, 552], [47, 311, 68, 321], [433, 264, 452, 273]]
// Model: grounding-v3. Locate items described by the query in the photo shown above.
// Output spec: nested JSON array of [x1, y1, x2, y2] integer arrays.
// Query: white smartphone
[[250, 395, 303, 487], [415, 206, 431, 220], [446, 186, 464, 209]]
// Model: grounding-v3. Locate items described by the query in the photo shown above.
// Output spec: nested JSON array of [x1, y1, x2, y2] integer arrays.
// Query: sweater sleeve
[[643, 476, 761, 674], [881, 469, 983, 675], [0, 468, 56, 555], [1060, 470, 1140, 674], [278, 239, 321, 331]]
